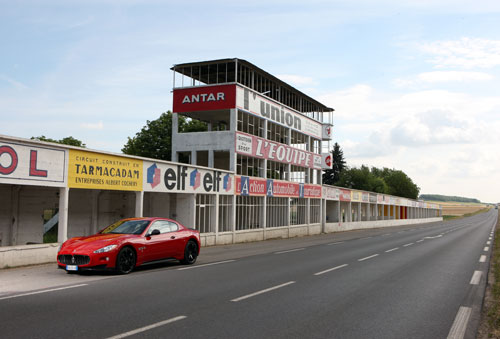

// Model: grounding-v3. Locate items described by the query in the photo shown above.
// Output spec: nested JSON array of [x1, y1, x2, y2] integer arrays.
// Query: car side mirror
[[150, 229, 160, 236]]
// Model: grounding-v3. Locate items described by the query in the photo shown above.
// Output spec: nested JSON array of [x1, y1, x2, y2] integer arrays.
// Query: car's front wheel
[[115, 247, 136, 274], [181, 240, 198, 265]]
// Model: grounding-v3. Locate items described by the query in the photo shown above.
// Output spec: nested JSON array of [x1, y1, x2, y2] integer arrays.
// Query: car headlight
[[94, 245, 118, 253]]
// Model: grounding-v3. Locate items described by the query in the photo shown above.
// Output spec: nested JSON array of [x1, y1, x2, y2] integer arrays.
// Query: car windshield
[[100, 220, 151, 235]]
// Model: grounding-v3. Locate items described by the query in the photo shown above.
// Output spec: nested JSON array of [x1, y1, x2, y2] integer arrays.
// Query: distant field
[[426, 201, 489, 216]]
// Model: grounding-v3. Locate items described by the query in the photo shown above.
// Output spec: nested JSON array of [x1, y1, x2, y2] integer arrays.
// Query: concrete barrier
[[0, 243, 59, 269]]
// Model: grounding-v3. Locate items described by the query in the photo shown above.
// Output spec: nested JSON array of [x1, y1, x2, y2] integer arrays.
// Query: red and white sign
[[322, 124, 333, 140], [173, 84, 236, 113], [321, 153, 332, 169], [323, 186, 340, 200], [235, 132, 322, 170], [0, 142, 66, 187], [339, 189, 351, 201], [235, 176, 322, 198]]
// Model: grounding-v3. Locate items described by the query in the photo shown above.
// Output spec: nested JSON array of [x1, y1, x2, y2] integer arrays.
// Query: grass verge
[[443, 207, 492, 221], [486, 212, 500, 337]]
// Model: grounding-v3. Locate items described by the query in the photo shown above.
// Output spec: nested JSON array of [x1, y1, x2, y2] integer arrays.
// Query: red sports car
[[57, 217, 201, 274]]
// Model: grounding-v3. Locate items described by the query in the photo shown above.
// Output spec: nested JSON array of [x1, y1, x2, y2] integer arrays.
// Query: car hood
[[61, 234, 133, 253]]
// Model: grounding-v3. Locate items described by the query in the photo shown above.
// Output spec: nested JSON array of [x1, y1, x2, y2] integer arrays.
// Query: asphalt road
[[0, 210, 497, 339]]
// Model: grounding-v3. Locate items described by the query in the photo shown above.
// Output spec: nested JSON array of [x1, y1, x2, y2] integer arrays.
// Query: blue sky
[[1, 0, 499, 202]]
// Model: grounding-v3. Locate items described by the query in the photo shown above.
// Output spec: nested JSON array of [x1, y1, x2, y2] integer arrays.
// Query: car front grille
[[58, 254, 90, 265]]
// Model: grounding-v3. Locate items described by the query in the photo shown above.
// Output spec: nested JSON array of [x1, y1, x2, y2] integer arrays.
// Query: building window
[[237, 155, 263, 177], [267, 121, 288, 144], [290, 165, 307, 183], [291, 130, 307, 151], [218, 195, 233, 232], [310, 199, 321, 224], [195, 194, 215, 233], [310, 138, 320, 154], [266, 197, 288, 227], [290, 198, 307, 225], [267, 160, 287, 180], [236, 196, 263, 230], [237, 111, 264, 137]]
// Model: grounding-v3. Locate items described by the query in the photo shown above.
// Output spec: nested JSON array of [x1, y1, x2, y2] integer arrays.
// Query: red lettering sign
[[29, 150, 48, 177], [0, 145, 18, 175], [173, 84, 236, 113]]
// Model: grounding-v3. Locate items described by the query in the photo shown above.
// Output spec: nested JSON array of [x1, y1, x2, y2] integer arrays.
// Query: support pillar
[[58, 187, 69, 243], [135, 191, 144, 217]]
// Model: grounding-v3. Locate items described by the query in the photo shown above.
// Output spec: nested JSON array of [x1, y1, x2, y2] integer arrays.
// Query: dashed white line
[[0, 284, 88, 301], [231, 281, 296, 302], [177, 260, 235, 270], [358, 254, 379, 261], [470, 271, 482, 285], [327, 241, 344, 245], [489, 237, 493, 240], [385, 247, 399, 253], [382, 233, 391, 237], [314, 264, 348, 276], [403, 243, 414, 247], [447, 306, 471, 339], [106, 315, 187, 339], [275, 248, 305, 254], [486, 241, 491, 245], [480, 255, 487, 263], [484, 247, 490, 252], [416, 240, 424, 243]]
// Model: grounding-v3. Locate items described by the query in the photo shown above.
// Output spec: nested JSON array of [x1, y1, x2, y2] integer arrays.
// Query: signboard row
[[0, 140, 439, 209], [172, 84, 330, 140]]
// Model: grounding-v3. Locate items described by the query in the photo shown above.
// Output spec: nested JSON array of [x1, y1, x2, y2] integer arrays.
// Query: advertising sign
[[235, 176, 321, 198], [351, 190, 361, 202], [0, 141, 66, 187], [322, 124, 333, 140], [339, 189, 351, 202], [68, 150, 143, 191], [323, 186, 340, 200], [362, 192, 369, 203], [173, 84, 236, 113], [144, 161, 233, 194], [369, 193, 377, 203], [321, 152, 332, 169], [235, 132, 322, 170], [236, 86, 322, 139]]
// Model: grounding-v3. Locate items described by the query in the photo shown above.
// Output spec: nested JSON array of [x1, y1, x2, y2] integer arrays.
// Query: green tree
[[371, 167, 420, 199], [122, 111, 207, 161], [337, 165, 388, 193], [322, 142, 346, 185], [31, 135, 86, 147]]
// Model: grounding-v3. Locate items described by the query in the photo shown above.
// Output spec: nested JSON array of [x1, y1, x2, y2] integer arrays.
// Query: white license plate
[[66, 265, 78, 271]]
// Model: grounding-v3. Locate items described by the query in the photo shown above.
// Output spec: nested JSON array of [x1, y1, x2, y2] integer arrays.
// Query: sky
[[1, 0, 499, 203]]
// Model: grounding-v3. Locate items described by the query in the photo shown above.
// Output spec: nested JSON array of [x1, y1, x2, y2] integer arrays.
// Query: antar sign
[[173, 84, 236, 113]]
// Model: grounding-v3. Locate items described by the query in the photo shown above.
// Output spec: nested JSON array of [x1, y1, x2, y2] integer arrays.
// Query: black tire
[[181, 240, 198, 265], [115, 247, 136, 274]]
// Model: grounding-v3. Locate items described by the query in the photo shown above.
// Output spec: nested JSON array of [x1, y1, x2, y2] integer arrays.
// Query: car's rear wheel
[[116, 247, 136, 274], [181, 240, 198, 265]]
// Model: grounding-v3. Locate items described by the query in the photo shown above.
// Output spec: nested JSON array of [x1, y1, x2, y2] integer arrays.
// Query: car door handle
[[170, 236, 176, 239]]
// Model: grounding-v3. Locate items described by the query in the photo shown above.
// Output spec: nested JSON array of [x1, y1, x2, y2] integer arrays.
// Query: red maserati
[[57, 217, 201, 274]]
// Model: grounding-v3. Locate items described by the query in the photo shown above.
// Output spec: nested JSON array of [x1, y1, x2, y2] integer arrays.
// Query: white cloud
[[417, 71, 493, 82], [0, 75, 29, 90], [418, 37, 500, 69], [81, 121, 104, 130]]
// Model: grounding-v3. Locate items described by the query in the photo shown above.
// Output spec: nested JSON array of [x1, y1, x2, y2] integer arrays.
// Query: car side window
[[149, 220, 179, 234]]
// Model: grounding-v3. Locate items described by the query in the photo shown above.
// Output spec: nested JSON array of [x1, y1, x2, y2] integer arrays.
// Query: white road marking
[[489, 237, 493, 240], [314, 264, 349, 276], [424, 235, 443, 239], [416, 240, 424, 243], [327, 241, 344, 245], [385, 247, 399, 253], [360, 236, 373, 240], [447, 306, 471, 339], [480, 255, 487, 263], [231, 281, 296, 302], [177, 260, 235, 270], [484, 247, 490, 252], [470, 271, 482, 285], [0, 284, 88, 301], [106, 315, 187, 339], [358, 254, 379, 261], [403, 243, 414, 247], [487, 241, 491, 245], [274, 248, 305, 254], [382, 233, 391, 237]]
